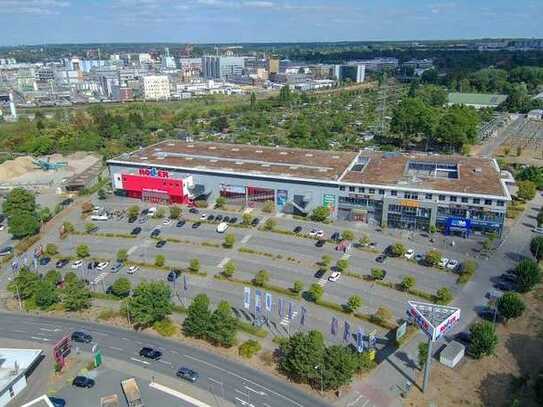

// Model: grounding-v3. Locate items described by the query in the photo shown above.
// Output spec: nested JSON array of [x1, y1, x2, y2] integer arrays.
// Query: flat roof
[[109, 141, 509, 198], [448, 92, 508, 107]]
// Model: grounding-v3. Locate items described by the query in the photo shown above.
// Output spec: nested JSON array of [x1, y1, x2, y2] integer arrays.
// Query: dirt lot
[[404, 287, 543, 407]]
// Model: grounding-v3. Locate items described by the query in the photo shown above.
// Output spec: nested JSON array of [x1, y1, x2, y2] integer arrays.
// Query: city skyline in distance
[[0, 0, 542, 46]]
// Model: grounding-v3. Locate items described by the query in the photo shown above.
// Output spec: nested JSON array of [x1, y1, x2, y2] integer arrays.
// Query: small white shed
[[439, 340, 465, 368]]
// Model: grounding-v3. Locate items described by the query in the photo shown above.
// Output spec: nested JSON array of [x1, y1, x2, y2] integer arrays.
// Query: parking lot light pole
[[315, 365, 324, 395]]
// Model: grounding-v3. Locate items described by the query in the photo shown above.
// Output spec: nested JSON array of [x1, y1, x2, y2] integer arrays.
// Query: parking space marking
[[158, 359, 172, 366], [93, 272, 108, 284], [241, 234, 253, 244], [217, 257, 231, 269], [30, 336, 50, 342], [127, 245, 139, 255], [150, 382, 211, 407]]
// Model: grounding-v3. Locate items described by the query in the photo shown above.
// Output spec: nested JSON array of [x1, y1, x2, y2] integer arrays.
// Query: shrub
[[189, 258, 200, 273], [116, 249, 128, 263], [223, 233, 236, 249], [194, 199, 208, 208], [336, 259, 350, 272], [239, 340, 262, 358], [111, 277, 131, 298], [425, 249, 442, 267], [222, 260, 236, 278], [435, 287, 453, 304], [153, 318, 178, 337], [262, 218, 276, 231], [310, 206, 330, 222], [389, 242, 406, 257], [320, 255, 333, 268], [292, 280, 304, 294], [530, 236, 543, 262], [62, 221, 75, 234], [514, 259, 541, 292], [97, 308, 119, 320], [85, 223, 97, 233], [306, 283, 324, 302], [76, 244, 90, 258], [169, 206, 182, 219], [262, 200, 274, 213], [242, 213, 253, 225], [341, 230, 354, 241], [371, 268, 386, 280], [45, 243, 58, 256], [154, 207, 166, 219], [215, 196, 226, 209], [344, 295, 362, 313], [400, 276, 416, 291], [517, 180, 536, 201], [127, 205, 140, 221], [469, 321, 498, 359], [154, 255, 165, 267], [374, 306, 393, 323], [418, 342, 429, 368], [496, 293, 526, 321], [458, 260, 478, 284], [253, 270, 269, 287]]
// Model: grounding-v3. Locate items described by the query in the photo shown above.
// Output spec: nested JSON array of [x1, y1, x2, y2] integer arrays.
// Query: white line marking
[[108, 346, 123, 351], [158, 360, 172, 366], [241, 234, 253, 244], [217, 257, 231, 269], [235, 397, 255, 407], [184, 354, 302, 407], [121, 337, 129, 341], [130, 357, 150, 365], [150, 382, 211, 407], [39, 328, 61, 332], [244, 386, 266, 396], [127, 245, 139, 255], [30, 336, 50, 342]]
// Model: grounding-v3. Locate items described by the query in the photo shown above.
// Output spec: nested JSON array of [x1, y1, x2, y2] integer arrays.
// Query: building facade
[[143, 75, 170, 100], [202, 56, 245, 79], [107, 141, 511, 236]]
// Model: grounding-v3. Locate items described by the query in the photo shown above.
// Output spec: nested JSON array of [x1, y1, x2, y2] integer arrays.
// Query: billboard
[[322, 193, 336, 211], [407, 301, 461, 342], [276, 190, 288, 210]]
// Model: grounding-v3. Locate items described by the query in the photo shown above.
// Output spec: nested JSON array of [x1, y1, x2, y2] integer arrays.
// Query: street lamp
[[314, 365, 324, 395], [8, 277, 23, 312]]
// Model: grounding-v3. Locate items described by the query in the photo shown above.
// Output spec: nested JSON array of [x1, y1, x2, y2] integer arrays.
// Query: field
[[496, 116, 543, 164]]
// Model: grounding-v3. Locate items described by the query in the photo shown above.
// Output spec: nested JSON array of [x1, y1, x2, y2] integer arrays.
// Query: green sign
[[94, 351, 102, 368], [322, 193, 335, 209]]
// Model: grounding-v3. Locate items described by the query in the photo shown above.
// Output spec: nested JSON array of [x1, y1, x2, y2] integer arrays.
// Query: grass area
[[237, 320, 268, 338], [214, 274, 300, 298]]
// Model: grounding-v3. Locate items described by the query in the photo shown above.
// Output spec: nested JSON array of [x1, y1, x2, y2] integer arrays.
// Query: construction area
[[495, 115, 543, 163]]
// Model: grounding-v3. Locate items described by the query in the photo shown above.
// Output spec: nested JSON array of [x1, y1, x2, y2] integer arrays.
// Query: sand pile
[[0, 157, 36, 181]]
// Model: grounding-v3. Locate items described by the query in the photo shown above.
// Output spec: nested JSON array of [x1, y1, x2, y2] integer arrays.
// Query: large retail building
[[107, 140, 512, 236]]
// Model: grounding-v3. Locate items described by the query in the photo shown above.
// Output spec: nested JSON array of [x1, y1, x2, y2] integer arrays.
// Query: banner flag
[[300, 306, 307, 326], [356, 327, 364, 353], [243, 287, 251, 310], [255, 290, 262, 313], [343, 321, 351, 342], [265, 293, 273, 312]]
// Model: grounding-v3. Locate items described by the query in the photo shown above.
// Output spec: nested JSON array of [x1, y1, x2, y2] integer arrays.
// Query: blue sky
[[0, 0, 542, 46]]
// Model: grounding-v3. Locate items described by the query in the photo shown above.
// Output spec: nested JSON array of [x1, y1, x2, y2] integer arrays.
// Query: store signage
[[348, 193, 370, 199], [220, 184, 246, 194], [322, 193, 336, 209], [276, 190, 288, 209], [138, 167, 169, 178], [399, 199, 420, 208], [447, 217, 472, 229]]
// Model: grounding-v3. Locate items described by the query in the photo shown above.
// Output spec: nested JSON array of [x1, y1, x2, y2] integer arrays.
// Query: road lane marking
[[130, 357, 150, 365], [244, 386, 266, 396], [127, 245, 139, 255], [149, 382, 211, 407], [108, 346, 123, 351], [183, 354, 303, 407], [158, 360, 172, 366], [39, 328, 61, 332], [241, 234, 253, 244], [121, 337, 129, 341], [235, 397, 255, 407], [217, 257, 230, 269], [30, 336, 50, 342]]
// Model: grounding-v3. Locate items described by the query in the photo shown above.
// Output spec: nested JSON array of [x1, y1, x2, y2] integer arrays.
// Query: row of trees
[[2, 188, 45, 239]]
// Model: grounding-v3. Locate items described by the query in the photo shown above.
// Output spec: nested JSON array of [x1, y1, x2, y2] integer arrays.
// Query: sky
[[0, 0, 542, 46]]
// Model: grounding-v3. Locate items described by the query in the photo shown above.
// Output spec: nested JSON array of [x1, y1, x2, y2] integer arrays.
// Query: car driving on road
[[71, 331, 93, 343], [176, 367, 199, 382], [139, 347, 162, 360]]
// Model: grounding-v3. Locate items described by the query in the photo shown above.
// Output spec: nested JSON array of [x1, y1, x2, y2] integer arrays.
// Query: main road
[[0, 311, 329, 407]]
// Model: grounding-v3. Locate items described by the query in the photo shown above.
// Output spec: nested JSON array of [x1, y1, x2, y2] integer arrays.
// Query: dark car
[[177, 367, 199, 382], [229, 217, 238, 224], [168, 269, 181, 282], [215, 215, 223, 222], [48, 397, 66, 407], [478, 307, 503, 323], [139, 347, 162, 360], [454, 331, 471, 345], [0, 214, 5, 223], [293, 226, 302, 234], [71, 331, 93, 343], [375, 254, 387, 263], [192, 222, 202, 229], [499, 273, 517, 283], [156, 240, 167, 248], [189, 208, 199, 214], [331, 232, 341, 241], [314, 269, 326, 278], [110, 262, 123, 273], [60, 198, 74, 207], [223, 216, 230, 223], [251, 218, 260, 227], [207, 214, 215, 222], [39, 256, 51, 266], [176, 219, 186, 227], [494, 281, 514, 292], [72, 376, 95, 388], [315, 239, 326, 248], [56, 258, 69, 268], [150, 229, 161, 238], [131, 227, 142, 235]]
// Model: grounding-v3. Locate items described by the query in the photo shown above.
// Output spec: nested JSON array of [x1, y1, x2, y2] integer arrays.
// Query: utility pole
[[422, 338, 433, 392]]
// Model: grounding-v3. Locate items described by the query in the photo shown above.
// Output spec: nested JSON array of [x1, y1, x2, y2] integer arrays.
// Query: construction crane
[[32, 157, 68, 171]]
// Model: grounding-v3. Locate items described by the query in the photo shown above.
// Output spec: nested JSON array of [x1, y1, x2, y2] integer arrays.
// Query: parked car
[[156, 240, 167, 248], [163, 218, 172, 226], [216, 222, 229, 233], [131, 227, 142, 235], [454, 331, 471, 345], [200, 214, 208, 221], [229, 217, 238, 224], [111, 262, 123, 273], [328, 271, 342, 282], [207, 214, 215, 222], [414, 254, 424, 263], [72, 376, 95, 388], [315, 239, 326, 248], [478, 307, 503, 323], [192, 222, 202, 229], [138, 217, 147, 224], [446, 259, 459, 271], [176, 367, 199, 383], [168, 270, 181, 282], [438, 257, 450, 268], [96, 262, 109, 271], [331, 232, 341, 241], [533, 227, 543, 234], [0, 246, 13, 257], [404, 249, 415, 260], [48, 397, 66, 407], [147, 207, 157, 217], [189, 208, 199, 214], [0, 225, 4, 231], [139, 347, 162, 360], [251, 218, 260, 227], [223, 216, 230, 222], [71, 260, 83, 269], [90, 214, 108, 221], [127, 265, 139, 274], [314, 269, 326, 278], [293, 226, 302, 234], [71, 331, 93, 343], [494, 280, 515, 292], [215, 214, 223, 222], [375, 254, 387, 263], [39, 256, 51, 266], [56, 258, 69, 268], [150, 229, 161, 238], [309, 229, 317, 237], [176, 219, 186, 227], [500, 273, 517, 283]]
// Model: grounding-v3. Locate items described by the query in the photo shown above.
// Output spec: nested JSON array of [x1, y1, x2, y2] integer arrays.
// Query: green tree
[[2, 188, 37, 217], [425, 249, 442, 266], [469, 321, 498, 359], [154, 207, 166, 218], [85, 222, 97, 233], [8, 267, 39, 300], [63, 271, 78, 286], [183, 293, 211, 339], [341, 230, 354, 241], [223, 233, 236, 249], [320, 255, 333, 269], [262, 200, 274, 213], [359, 234, 371, 247], [76, 244, 90, 258], [537, 211, 543, 227], [336, 259, 349, 272], [310, 206, 330, 222], [111, 277, 131, 298], [292, 280, 304, 294], [435, 287, 453, 304], [169, 206, 182, 219], [127, 205, 140, 221], [344, 295, 362, 313], [306, 283, 324, 302], [189, 258, 200, 273], [127, 281, 173, 327], [44, 269, 61, 285], [496, 293, 526, 322], [400, 276, 416, 291], [371, 268, 386, 280], [514, 259, 541, 292], [253, 270, 269, 287], [418, 342, 429, 368], [116, 248, 128, 263], [215, 196, 226, 209], [45, 243, 58, 256], [97, 189, 107, 200], [154, 255, 165, 267], [222, 260, 236, 278], [262, 218, 276, 231], [389, 242, 406, 257], [63, 280, 92, 311], [38, 207, 52, 223], [242, 213, 253, 225], [8, 211, 40, 238], [279, 330, 325, 384], [208, 301, 238, 347], [390, 97, 435, 147], [62, 221, 74, 234], [530, 236, 543, 261], [34, 280, 60, 309], [321, 345, 359, 390], [517, 180, 536, 201]]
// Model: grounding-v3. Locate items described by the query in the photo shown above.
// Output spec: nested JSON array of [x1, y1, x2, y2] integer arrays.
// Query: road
[[0, 311, 329, 407]]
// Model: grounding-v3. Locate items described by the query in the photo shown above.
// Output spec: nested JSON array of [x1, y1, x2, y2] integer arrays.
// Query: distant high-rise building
[[334, 64, 365, 83], [267, 56, 280, 75], [162, 47, 176, 69], [143, 75, 170, 100], [202, 56, 245, 79]]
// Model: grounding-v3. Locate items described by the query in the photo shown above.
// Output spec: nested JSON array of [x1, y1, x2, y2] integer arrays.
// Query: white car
[[439, 257, 450, 268], [533, 227, 543, 234], [163, 218, 172, 225], [315, 230, 325, 238], [200, 214, 208, 221], [96, 262, 109, 271], [404, 249, 415, 260], [91, 214, 109, 221], [127, 265, 139, 274], [0, 225, 4, 231], [216, 222, 229, 233], [71, 260, 83, 269], [446, 259, 459, 270], [309, 229, 317, 237], [328, 271, 342, 282], [148, 207, 157, 217]]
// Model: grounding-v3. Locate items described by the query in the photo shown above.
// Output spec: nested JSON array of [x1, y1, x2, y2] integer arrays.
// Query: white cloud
[[0, 0, 70, 15]]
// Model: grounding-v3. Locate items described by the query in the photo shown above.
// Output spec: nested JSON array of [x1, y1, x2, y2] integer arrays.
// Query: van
[[91, 214, 109, 221]]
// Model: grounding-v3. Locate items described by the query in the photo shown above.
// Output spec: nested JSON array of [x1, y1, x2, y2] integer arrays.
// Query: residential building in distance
[[143, 75, 170, 100], [108, 140, 511, 236], [267, 55, 280, 75]]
